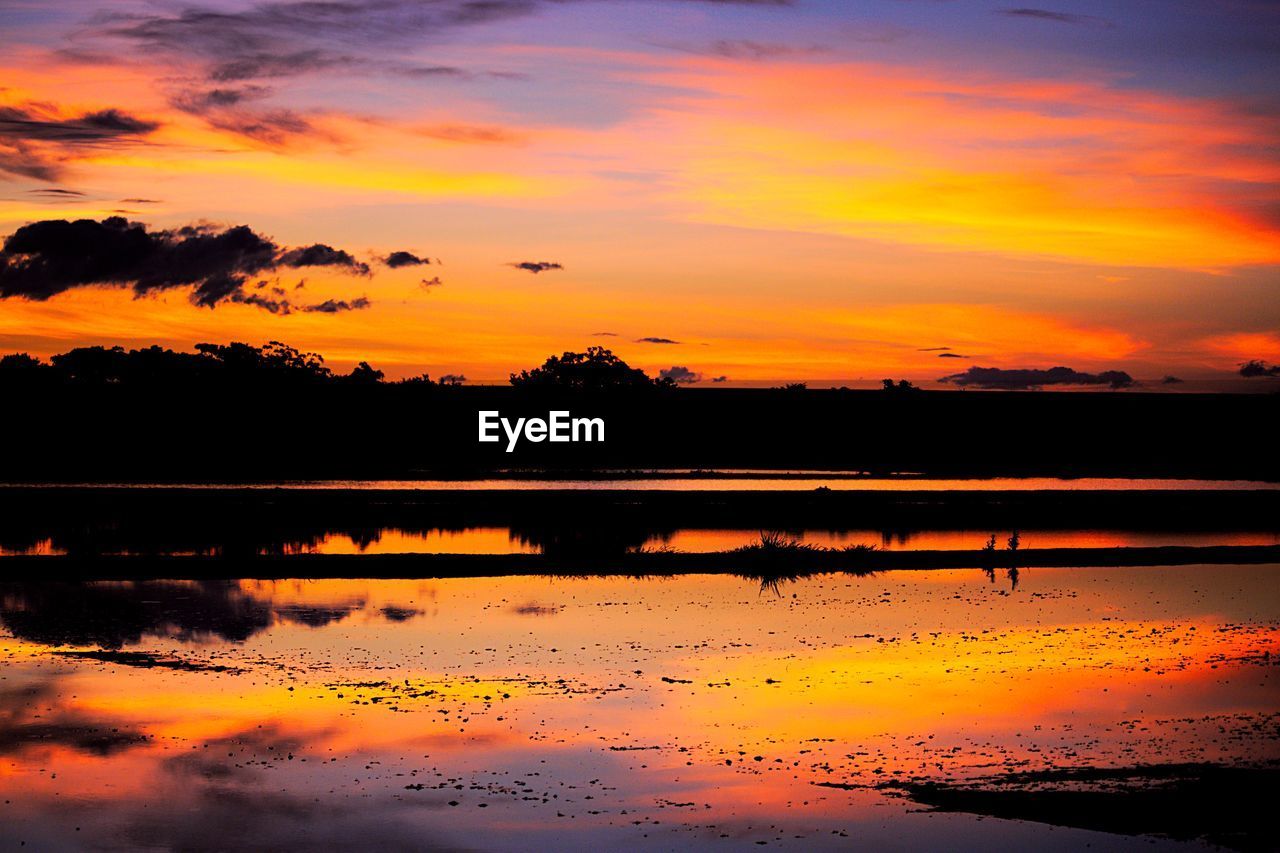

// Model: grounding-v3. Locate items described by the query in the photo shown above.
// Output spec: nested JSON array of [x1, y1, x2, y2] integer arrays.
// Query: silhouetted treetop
[[344, 361, 384, 384], [194, 340, 331, 380], [1240, 360, 1280, 378], [1, 340, 385, 387], [510, 347, 674, 391], [0, 352, 46, 370]]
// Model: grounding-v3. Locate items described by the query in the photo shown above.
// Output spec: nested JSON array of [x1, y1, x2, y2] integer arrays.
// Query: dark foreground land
[[880, 764, 1280, 852], [2, 381, 1277, 480]]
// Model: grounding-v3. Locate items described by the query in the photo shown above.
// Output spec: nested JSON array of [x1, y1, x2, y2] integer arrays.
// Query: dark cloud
[[0, 580, 273, 647], [939, 366, 1135, 390], [659, 365, 702, 384], [279, 244, 370, 275], [169, 82, 330, 145], [53, 649, 242, 673], [419, 275, 443, 289], [1240, 359, 1280, 378], [398, 64, 469, 79], [274, 603, 361, 627], [61, 0, 792, 154], [120, 198, 162, 204], [0, 217, 370, 313], [230, 292, 291, 314], [379, 605, 422, 622], [508, 261, 563, 273], [0, 682, 149, 758], [919, 346, 951, 352], [210, 108, 322, 145], [172, 85, 273, 112], [398, 66, 530, 83], [26, 187, 86, 198], [937, 352, 969, 358], [997, 8, 1109, 26], [50, 48, 126, 66], [711, 375, 728, 382], [0, 217, 276, 305], [637, 337, 680, 344], [117, 769, 461, 850], [0, 106, 158, 142], [511, 603, 560, 616], [170, 82, 332, 144], [300, 296, 370, 313], [419, 124, 522, 144], [383, 250, 430, 268], [592, 331, 618, 337], [677, 39, 823, 61], [96, 0, 791, 98], [0, 104, 159, 180], [210, 50, 359, 82], [1161, 375, 1184, 384]]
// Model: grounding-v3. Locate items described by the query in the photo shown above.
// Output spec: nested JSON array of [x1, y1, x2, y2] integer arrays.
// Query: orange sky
[[1, 1, 1277, 386]]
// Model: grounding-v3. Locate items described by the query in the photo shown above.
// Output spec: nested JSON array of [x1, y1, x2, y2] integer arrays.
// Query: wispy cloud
[[997, 8, 1111, 27], [0, 104, 159, 180]]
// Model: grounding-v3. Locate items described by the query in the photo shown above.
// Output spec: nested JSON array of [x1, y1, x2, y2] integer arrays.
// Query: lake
[[2, 562, 1276, 850]]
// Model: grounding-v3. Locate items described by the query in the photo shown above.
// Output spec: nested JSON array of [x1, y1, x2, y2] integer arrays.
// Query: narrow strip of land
[[2, 544, 1277, 581], [2, 487, 1278, 530]]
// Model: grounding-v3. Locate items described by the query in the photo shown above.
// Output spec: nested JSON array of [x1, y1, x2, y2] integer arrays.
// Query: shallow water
[[1, 564, 1276, 850]]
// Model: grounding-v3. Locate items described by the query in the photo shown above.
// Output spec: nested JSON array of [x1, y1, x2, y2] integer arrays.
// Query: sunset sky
[[1, 0, 1278, 386]]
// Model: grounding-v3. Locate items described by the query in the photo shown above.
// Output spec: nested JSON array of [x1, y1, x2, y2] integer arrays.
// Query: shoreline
[[4, 543, 1278, 581]]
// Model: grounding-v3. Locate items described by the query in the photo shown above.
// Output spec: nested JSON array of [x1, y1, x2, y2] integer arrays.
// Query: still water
[[2, 564, 1276, 850]]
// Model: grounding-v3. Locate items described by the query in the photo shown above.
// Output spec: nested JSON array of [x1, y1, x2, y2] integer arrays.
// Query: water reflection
[[3, 525, 1277, 557], [1, 566, 1277, 849], [0, 580, 425, 647]]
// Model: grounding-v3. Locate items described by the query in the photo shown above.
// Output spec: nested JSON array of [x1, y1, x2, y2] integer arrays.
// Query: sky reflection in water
[[1, 565, 1277, 850]]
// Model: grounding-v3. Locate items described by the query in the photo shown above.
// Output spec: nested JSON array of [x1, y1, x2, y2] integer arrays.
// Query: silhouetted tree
[[344, 361, 384, 384], [0, 341, 364, 388], [883, 378, 919, 391], [195, 340, 332, 381], [50, 346, 130, 383], [510, 347, 673, 391], [1240, 360, 1280, 378], [0, 353, 46, 370]]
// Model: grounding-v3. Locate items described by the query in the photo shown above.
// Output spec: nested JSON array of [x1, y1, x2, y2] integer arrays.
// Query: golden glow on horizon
[[0, 41, 1277, 382], [643, 59, 1280, 269]]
